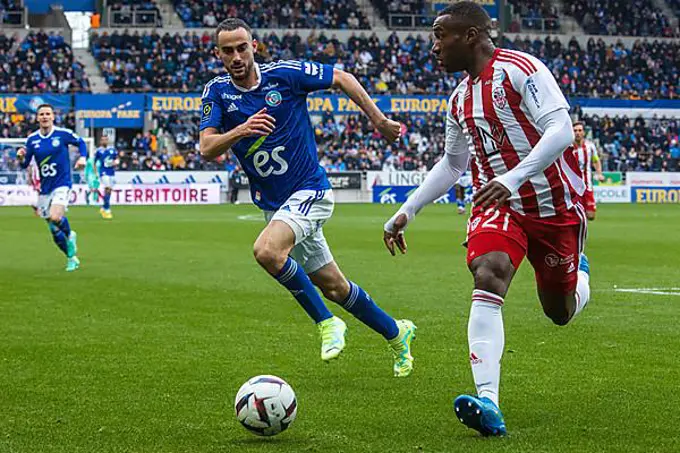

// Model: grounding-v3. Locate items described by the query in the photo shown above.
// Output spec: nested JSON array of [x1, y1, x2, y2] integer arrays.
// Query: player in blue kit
[[200, 19, 417, 377], [17, 104, 87, 272], [94, 135, 118, 219]]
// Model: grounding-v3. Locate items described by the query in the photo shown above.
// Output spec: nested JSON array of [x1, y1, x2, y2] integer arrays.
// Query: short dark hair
[[214, 18, 252, 43], [36, 103, 54, 113], [573, 121, 585, 128], [437, 1, 492, 33]]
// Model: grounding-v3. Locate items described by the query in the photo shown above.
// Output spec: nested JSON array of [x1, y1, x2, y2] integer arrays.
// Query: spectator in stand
[[173, 0, 369, 29], [0, 31, 90, 93], [567, 0, 678, 37]]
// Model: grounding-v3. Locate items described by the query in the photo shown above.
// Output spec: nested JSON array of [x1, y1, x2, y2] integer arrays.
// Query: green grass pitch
[[1, 203, 679, 453]]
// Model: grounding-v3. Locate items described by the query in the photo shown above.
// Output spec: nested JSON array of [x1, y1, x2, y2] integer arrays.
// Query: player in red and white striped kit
[[383, 2, 591, 436], [572, 121, 605, 220]]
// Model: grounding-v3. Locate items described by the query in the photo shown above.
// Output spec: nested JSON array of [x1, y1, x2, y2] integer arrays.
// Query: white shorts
[[37, 186, 70, 219], [264, 189, 335, 274], [100, 175, 115, 189]]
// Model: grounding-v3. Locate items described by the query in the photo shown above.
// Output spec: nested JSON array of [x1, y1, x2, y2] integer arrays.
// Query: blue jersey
[[22, 127, 87, 195], [95, 146, 117, 176], [200, 60, 333, 211]]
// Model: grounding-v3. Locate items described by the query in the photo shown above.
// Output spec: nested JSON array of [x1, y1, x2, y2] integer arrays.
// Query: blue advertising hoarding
[[373, 185, 468, 204], [0, 94, 72, 113], [631, 187, 680, 204], [145, 93, 452, 115], [74, 94, 145, 128]]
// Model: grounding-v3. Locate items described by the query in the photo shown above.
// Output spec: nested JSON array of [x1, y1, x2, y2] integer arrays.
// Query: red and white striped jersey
[[572, 140, 599, 191], [446, 48, 582, 218]]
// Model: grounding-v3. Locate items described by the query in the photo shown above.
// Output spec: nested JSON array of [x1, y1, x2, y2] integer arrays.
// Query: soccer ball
[[234, 375, 298, 436]]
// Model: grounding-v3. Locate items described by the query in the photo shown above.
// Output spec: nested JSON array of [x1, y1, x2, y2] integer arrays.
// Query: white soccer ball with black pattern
[[234, 375, 298, 436]]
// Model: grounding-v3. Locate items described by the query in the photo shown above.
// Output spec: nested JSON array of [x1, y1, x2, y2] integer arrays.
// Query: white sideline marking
[[237, 214, 262, 222], [614, 288, 680, 296]]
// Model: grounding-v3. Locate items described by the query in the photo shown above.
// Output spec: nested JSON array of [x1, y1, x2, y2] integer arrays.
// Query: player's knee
[[253, 242, 286, 273], [48, 213, 63, 223], [471, 256, 513, 297], [539, 293, 574, 326], [545, 308, 572, 326]]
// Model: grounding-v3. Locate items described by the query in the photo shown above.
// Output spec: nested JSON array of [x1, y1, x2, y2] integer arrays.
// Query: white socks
[[468, 290, 505, 407], [574, 270, 590, 318]]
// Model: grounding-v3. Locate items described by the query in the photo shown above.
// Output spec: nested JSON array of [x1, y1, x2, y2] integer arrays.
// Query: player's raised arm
[[65, 130, 88, 169], [383, 99, 470, 255], [331, 69, 401, 142]]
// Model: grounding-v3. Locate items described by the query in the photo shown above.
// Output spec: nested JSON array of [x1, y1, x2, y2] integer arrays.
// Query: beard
[[229, 60, 251, 80]]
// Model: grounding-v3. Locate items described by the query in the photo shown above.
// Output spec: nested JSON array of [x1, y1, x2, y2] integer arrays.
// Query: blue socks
[[53, 217, 71, 236], [276, 257, 333, 324], [103, 192, 111, 210], [48, 222, 69, 256], [457, 199, 465, 210], [342, 282, 399, 340]]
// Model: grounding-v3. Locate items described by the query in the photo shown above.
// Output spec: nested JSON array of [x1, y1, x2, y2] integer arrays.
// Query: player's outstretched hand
[[376, 118, 402, 143], [75, 156, 86, 170], [474, 180, 511, 209], [383, 213, 408, 256], [16, 147, 26, 162], [240, 108, 276, 137]]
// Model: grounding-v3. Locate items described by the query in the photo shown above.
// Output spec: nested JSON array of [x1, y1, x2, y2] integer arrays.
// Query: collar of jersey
[[232, 63, 262, 92], [38, 127, 55, 139]]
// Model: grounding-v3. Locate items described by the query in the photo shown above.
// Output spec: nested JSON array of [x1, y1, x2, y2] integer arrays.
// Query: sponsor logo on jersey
[[221, 93, 242, 100], [201, 102, 213, 122], [262, 82, 280, 91], [227, 102, 239, 113], [545, 253, 559, 268], [526, 76, 541, 109], [265, 90, 282, 107]]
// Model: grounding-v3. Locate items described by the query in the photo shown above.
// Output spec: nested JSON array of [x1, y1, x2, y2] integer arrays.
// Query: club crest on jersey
[[265, 90, 282, 107], [492, 86, 507, 109], [51, 138, 60, 147]]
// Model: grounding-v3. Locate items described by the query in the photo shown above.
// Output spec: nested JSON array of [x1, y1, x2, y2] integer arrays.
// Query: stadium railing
[[107, 8, 160, 27], [0, 7, 26, 27]]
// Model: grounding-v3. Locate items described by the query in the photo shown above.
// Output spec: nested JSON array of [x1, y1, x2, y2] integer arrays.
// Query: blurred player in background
[[17, 104, 87, 272], [454, 181, 466, 214], [200, 19, 417, 377], [21, 146, 41, 216], [383, 2, 591, 434], [94, 135, 118, 219], [84, 151, 100, 207], [572, 122, 604, 220]]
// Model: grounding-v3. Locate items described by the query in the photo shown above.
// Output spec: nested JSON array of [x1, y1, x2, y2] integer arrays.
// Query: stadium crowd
[[173, 0, 369, 29], [504, 35, 680, 100], [0, 31, 90, 93], [89, 29, 679, 99], [566, 0, 679, 37], [507, 0, 560, 32]]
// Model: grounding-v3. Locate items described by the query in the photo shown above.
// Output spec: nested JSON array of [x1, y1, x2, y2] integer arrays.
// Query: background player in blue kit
[[200, 19, 417, 377], [94, 135, 118, 220], [17, 104, 87, 272]]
